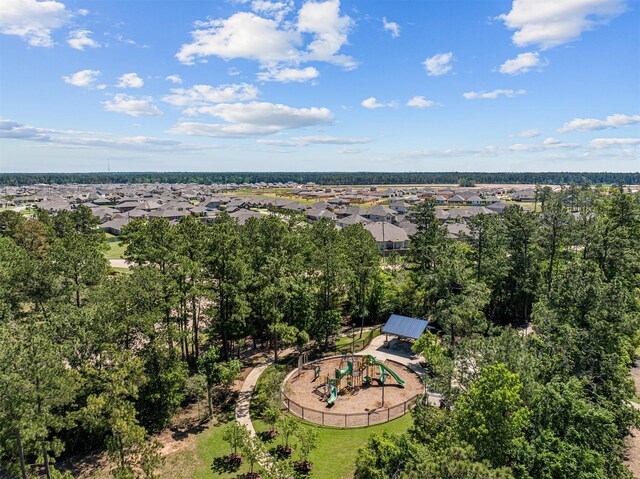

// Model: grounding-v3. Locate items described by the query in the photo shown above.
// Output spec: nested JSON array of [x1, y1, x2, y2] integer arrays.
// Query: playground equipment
[[321, 354, 404, 406], [361, 355, 405, 387], [327, 384, 338, 405]]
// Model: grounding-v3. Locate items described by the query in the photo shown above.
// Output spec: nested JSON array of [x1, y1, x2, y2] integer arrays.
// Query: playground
[[282, 354, 423, 427]]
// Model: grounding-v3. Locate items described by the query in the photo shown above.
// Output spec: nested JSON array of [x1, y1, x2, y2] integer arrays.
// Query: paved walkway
[[109, 259, 131, 268], [235, 359, 273, 436]]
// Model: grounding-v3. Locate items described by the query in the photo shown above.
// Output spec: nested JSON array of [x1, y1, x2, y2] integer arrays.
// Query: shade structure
[[381, 314, 429, 340]]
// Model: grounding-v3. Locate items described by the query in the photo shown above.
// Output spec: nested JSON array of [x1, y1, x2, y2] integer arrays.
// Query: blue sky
[[0, 0, 639, 172]]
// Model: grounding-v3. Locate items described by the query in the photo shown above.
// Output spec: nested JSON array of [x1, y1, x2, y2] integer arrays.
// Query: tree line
[[0, 206, 383, 478], [2, 171, 639, 186], [355, 186, 640, 478]]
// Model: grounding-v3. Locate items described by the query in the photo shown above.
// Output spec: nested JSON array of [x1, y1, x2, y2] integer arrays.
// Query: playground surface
[[283, 356, 423, 421]]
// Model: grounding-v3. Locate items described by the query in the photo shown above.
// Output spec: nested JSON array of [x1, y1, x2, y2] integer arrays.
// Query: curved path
[[235, 360, 273, 436]]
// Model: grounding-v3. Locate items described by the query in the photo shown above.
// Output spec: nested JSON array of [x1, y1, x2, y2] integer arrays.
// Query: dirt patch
[[627, 429, 640, 478]]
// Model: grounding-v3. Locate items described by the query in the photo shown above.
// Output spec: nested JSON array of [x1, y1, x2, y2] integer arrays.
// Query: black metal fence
[[282, 392, 420, 428]]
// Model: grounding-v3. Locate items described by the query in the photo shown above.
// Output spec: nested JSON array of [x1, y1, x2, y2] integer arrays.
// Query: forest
[[0, 185, 639, 479], [1, 171, 640, 186]]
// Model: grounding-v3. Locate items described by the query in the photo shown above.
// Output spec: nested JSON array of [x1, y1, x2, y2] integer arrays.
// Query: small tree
[[412, 330, 446, 372], [276, 415, 299, 457], [295, 428, 318, 472], [262, 406, 281, 439], [218, 359, 242, 396], [240, 434, 264, 477], [222, 422, 249, 467], [184, 373, 207, 420], [198, 347, 220, 417]]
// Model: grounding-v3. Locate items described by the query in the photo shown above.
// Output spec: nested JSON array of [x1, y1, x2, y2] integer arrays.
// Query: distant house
[[389, 201, 410, 214], [230, 209, 262, 225], [511, 190, 536, 202], [116, 201, 142, 212], [448, 195, 465, 205], [364, 222, 409, 252], [434, 196, 447, 205], [337, 214, 369, 228], [466, 195, 482, 205], [365, 205, 396, 222], [306, 208, 337, 222], [398, 221, 418, 237], [446, 223, 471, 239], [100, 217, 129, 236], [435, 209, 449, 221], [487, 202, 510, 214], [336, 206, 366, 218], [148, 209, 190, 221]]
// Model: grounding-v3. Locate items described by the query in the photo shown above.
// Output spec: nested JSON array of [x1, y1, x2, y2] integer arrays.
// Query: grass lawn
[[192, 413, 413, 479], [334, 327, 381, 352], [104, 234, 126, 260]]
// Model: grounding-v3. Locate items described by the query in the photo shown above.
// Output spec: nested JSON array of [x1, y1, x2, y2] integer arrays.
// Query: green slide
[[327, 384, 338, 405], [335, 361, 353, 380], [364, 355, 405, 387]]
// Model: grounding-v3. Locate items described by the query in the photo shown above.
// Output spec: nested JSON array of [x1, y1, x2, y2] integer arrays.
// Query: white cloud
[[543, 137, 561, 145], [338, 147, 366, 154], [589, 138, 640, 149], [250, 0, 293, 22], [517, 129, 541, 137], [361, 97, 396, 109], [257, 135, 371, 147], [114, 33, 148, 48], [116, 72, 144, 89], [382, 17, 400, 38], [499, 52, 546, 74], [463, 89, 526, 100], [0, 119, 221, 152], [499, 0, 626, 49], [168, 101, 333, 138], [423, 52, 453, 76], [62, 69, 101, 87], [165, 74, 183, 84], [257, 66, 319, 82], [176, 12, 298, 65], [103, 94, 163, 117], [0, 0, 70, 47], [558, 114, 640, 133], [407, 96, 434, 108], [163, 83, 259, 107], [297, 0, 355, 68], [176, 1, 356, 70], [67, 29, 99, 50]]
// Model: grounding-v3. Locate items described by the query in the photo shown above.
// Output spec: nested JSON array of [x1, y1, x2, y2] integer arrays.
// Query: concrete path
[[235, 360, 273, 436], [109, 259, 131, 269]]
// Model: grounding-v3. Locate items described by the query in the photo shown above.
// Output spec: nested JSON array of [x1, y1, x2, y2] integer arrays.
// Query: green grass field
[[104, 234, 126, 260], [192, 413, 413, 479]]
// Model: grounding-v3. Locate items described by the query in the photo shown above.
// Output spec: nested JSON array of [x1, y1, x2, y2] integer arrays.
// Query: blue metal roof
[[381, 314, 429, 340]]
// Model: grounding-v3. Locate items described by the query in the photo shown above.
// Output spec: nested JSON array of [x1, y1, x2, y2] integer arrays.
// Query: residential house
[[364, 222, 410, 252], [365, 205, 396, 222]]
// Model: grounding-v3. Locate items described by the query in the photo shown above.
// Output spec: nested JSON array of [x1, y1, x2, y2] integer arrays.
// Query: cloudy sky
[[0, 0, 639, 172]]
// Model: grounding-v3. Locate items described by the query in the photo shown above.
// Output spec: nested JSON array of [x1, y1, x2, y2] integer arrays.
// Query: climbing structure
[[322, 354, 405, 406]]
